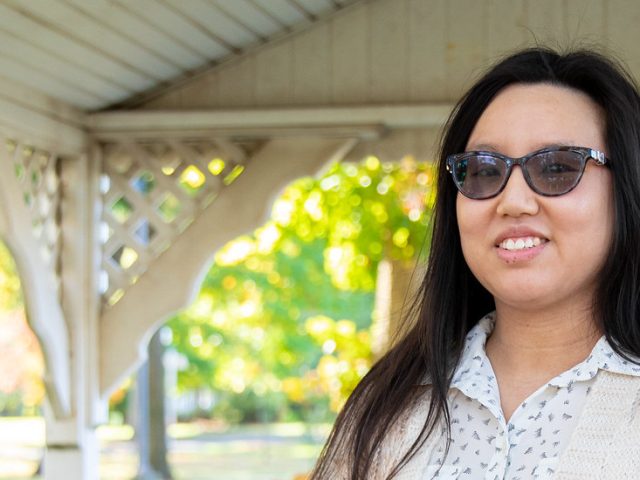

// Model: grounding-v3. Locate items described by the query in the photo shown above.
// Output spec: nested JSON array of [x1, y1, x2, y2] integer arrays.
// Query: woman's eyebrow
[[466, 143, 500, 152], [466, 141, 576, 152]]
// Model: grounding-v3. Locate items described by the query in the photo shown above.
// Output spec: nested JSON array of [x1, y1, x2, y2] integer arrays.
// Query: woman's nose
[[495, 166, 540, 217]]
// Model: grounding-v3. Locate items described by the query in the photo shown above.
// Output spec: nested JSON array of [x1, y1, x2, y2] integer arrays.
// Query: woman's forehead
[[466, 83, 607, 156]]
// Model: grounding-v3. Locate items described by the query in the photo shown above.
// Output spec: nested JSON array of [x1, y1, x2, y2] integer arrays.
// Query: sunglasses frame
[[446, 146, 609, 200]]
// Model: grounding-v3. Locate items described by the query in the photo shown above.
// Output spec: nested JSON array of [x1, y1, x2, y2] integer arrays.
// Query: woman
[[311, 47, 640, 479]]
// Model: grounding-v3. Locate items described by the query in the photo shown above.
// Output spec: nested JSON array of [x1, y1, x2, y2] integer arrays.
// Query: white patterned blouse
[[420, 312, 640, 480]]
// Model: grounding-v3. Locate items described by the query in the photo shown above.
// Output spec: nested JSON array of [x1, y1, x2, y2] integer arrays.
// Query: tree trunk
[[372, 258, 425, 357]]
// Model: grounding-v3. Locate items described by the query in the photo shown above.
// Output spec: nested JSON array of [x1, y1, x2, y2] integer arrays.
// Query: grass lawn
[[0, 417, 330, 480]]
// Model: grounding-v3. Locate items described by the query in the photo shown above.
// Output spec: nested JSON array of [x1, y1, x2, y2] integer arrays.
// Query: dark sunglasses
[[446, 146, 608, 200]]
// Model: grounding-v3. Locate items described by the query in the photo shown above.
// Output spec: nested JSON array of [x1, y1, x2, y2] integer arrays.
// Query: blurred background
[[0, 154, 433, 479]]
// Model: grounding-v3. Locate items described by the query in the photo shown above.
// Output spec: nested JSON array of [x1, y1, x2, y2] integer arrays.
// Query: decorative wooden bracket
[[0, 138, 71, 417], [99, 136, 356, 398]]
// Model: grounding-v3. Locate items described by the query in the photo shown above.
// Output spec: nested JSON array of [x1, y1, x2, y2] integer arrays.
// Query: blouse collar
[[418, 311, 640, 389]]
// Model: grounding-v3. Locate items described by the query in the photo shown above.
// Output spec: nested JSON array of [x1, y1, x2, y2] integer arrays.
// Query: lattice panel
[[100, 139, 256, 307], [6, 139, 62, 296]]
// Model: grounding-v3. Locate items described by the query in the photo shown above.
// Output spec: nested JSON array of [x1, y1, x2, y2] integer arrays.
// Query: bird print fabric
[[419, 313, 640, 479]]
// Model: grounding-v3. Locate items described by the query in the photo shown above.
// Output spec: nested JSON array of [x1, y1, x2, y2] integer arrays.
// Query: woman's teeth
[[499, 237, 544, 251]]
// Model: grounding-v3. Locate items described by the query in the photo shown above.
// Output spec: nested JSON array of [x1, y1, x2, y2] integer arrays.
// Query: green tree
[[0, 241, 44, 414], [166, 156, 434, 422], [0, 242, 23, 311]]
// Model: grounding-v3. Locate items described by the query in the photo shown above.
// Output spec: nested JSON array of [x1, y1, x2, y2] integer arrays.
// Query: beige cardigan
[[337, 370, 640, 479]]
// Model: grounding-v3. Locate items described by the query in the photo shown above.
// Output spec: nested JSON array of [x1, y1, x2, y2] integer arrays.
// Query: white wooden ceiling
[[0, 0, 359, 111]]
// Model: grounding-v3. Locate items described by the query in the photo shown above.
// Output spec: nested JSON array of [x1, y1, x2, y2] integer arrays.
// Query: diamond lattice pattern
[[6, 139, 62, 297], [100, 139, 252, 307]]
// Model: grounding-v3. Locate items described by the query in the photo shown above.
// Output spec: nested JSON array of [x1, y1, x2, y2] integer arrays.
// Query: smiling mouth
[[498, 236, 548, 251]]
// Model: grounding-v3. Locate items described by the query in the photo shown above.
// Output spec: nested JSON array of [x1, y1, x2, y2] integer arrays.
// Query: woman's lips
[[495, 236, 548, 264]]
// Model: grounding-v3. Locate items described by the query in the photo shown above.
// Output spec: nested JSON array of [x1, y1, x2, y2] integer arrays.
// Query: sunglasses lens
[[453, 154, 507, 199], [527, 150, 584, 195]]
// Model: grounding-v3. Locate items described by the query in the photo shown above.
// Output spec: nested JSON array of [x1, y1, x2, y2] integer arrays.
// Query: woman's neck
[[485, 302, 603, 380], [485, 302, 603, 421]]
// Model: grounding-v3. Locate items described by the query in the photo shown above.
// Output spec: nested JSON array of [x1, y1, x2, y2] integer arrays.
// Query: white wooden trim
[[87, 104, 454, 139], [0, 76, 82, 124], [0, 77, 86, 155], [0, 101, 86, 155], [99, 136, 357, 398], [0, 140, 71, 418], [94, 124, 385, 140]]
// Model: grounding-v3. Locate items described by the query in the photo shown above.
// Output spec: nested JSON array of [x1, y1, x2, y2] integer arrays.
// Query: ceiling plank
[[212, 0, 282, 39], [253, 0, 308, 25], [162, 0, 250, 53], [66, 0, 206, 71], [0, 55, 104, 108], [0, 32, 128, 102], [3, 0, 176, 82], [168, 0, 259, 48], [294, 0, 336, 16], [0, 3, 152, 93], [117, 0, 232, 59]]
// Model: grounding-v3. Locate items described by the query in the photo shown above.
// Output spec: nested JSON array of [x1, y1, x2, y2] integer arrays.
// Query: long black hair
[[311, 47, 640, 479]]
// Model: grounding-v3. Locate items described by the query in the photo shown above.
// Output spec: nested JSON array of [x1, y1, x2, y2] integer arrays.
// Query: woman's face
[[456, 83, 614, 313]]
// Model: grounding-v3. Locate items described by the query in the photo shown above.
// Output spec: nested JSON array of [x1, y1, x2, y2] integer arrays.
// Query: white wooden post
[[42, 149, 103, 480]]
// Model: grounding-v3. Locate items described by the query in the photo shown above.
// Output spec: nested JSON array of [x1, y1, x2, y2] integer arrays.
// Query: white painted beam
[[87, 104, 454, 140]]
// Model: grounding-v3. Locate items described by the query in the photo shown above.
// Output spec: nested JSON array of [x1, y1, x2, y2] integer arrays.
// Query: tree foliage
[[0, 242, 44, 415], [0, 241, 23, 311], [167, 156, 434, 422]]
